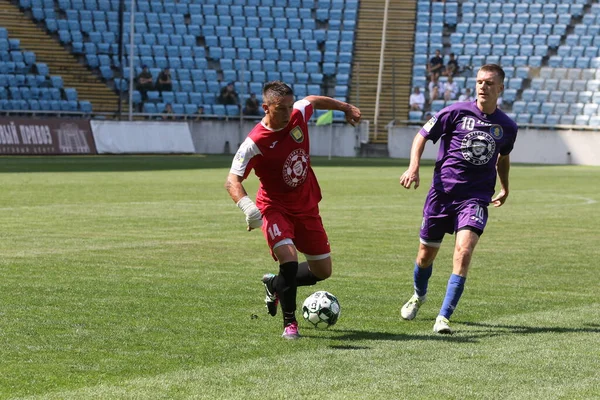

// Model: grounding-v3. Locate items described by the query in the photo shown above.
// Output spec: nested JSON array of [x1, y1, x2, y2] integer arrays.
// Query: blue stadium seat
[[535, 90, 549, 103], [554, 103, 569, 115], [559, 115, 575, 125], [569, 103, 584, 115], [409, 110, 423, 121], [511, 101, 526, 114], [531, 114, 546, 125], [526, 101, 541, 115], [589, 116, 600, 126], [578, 91, 593, 103], [583, 103, 598, 116], [521, 89, 535, 102], [540, 102, 554, 115], [549, 91, 563, 103], [575, 115, 589, 126], [545, 114, 560, 126], [143, 102, 156, 113], [516, 113, 531, 124]]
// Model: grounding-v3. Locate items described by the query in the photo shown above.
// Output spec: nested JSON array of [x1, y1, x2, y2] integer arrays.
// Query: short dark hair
[[479, 64, 505, 83], [262, 81, 294, 104]]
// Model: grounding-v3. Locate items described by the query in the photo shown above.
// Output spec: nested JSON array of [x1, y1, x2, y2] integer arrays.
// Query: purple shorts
[[419, 188, 488, 246]]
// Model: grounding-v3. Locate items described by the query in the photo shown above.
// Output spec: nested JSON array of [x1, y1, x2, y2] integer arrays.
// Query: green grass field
[[0, 155, 599, 399]]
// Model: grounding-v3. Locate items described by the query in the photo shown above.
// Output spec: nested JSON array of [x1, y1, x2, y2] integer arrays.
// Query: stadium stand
[[17, 0, 358, 119], [1, 0, 122, 113], [411, 0, 600, 127], [0, 23, 92, 112]]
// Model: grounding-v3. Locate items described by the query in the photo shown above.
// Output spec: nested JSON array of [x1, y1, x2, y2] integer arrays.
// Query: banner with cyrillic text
[[0, 117, 96, 155]]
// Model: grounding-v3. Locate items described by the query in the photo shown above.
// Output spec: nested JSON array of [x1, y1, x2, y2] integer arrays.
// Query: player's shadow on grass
[[309, 328, 484, 344], [308, 320, 600, 346], [459, 321, 600, 337]]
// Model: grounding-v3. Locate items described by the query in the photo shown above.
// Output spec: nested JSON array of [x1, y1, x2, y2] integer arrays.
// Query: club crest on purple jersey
[[490, 125, 503, 139], [460, 131, 496, 166]]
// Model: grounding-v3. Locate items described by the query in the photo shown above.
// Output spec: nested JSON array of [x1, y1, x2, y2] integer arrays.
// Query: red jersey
[[230, 99, 322, 215]]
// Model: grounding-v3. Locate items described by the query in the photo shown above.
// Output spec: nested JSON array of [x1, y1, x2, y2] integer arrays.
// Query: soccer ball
[[302, 291, 341, 329]]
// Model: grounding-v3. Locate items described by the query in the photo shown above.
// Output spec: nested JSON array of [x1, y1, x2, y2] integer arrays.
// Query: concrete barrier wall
[[189, 120, 364, 157], [84, 119, 599, 165], [388, 125, 600, 166]]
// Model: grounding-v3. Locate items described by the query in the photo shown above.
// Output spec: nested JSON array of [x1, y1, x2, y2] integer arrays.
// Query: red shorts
[[261, 207, 330, 261]]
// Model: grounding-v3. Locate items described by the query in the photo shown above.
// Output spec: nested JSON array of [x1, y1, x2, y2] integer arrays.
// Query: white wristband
[[236, 196, 263, 229]]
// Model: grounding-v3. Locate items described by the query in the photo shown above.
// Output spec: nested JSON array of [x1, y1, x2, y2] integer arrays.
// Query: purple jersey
[[420, 100, 518, 202]]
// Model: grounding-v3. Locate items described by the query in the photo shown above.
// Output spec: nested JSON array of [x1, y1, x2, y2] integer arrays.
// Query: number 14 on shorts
[[268, 223, 282, 240]]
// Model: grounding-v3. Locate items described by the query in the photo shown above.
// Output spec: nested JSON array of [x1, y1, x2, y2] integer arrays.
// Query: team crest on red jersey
[[283, 148, 308, 187], [290, 126, 304, 143]]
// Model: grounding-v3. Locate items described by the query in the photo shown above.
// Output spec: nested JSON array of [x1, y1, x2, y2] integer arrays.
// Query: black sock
[[275, 261, 299, 326], [296, 261, 324, 286], [269, 261, 324, 291]]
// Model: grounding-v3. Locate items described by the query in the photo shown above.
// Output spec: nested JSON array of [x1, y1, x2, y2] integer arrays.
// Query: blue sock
[[439, 274, 466, 319], [413, 262, 433, 297]]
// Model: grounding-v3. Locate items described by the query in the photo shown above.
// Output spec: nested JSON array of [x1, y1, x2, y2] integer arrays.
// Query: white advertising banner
[[189, 120, 363, 157], [91, 120, 195, 154]]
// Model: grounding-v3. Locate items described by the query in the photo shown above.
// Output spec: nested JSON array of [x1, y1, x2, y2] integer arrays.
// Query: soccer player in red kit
[[225, 81, 361, 339]]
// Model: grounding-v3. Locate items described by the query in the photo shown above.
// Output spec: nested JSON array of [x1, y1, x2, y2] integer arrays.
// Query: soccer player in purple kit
[[398, 64, 518, 334]]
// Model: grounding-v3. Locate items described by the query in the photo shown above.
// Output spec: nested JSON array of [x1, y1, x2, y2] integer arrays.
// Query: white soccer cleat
[[433, 315, 453, 335], [400, 294, 426, 320]]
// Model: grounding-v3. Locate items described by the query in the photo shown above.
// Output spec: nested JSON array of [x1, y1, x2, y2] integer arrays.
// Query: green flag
[[316, 110, 333, 126]]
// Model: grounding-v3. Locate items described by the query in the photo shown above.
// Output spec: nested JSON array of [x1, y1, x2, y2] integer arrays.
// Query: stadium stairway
[[0, 0, 119, 113], [353, 0, 415, 143]]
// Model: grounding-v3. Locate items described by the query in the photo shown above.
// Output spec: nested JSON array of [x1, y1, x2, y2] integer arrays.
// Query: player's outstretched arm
[[400, 133, 428, 190], [491, 154, 511, 207], [304, 95, 361, 126], [225, 173, 263, 231]]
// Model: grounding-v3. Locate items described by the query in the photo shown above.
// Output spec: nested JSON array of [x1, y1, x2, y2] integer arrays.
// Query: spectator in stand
[[218, 82, 240, 105], [428, 74, 443, 95], [195, 105, 204, 121], [458, 88, 474, 102], [136, 65, 154, 102], [444, 53, 460, 77], [410, 87, 426, 111], [428, 74, 443, 104], [156, 67, 172, 93], [243, 92, 261, 116], [428, 49, 444, 79], [444, 76, 459, 101], [162, 103, 175, 120]]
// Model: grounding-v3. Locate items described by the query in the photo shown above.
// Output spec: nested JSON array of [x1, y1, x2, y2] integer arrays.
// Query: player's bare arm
[[225, 173, 263, 231], [492, 154, 511, 207], [225, 173, 248, 203], [400, 133, 428, 190], [304, 95, 361, 126]]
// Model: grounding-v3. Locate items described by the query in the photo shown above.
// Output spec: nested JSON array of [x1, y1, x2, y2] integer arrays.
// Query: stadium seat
[[554, 103, 569, 115], [545, 114, 560, 126], [512, 101, 526, 114], [540, 102, 554, 115], [516, 113, 531, 124], [531, 114, 546, 125], [559, 115, 575, 125], [431, 100, 445, 112], [578, 91, 593, 103]]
